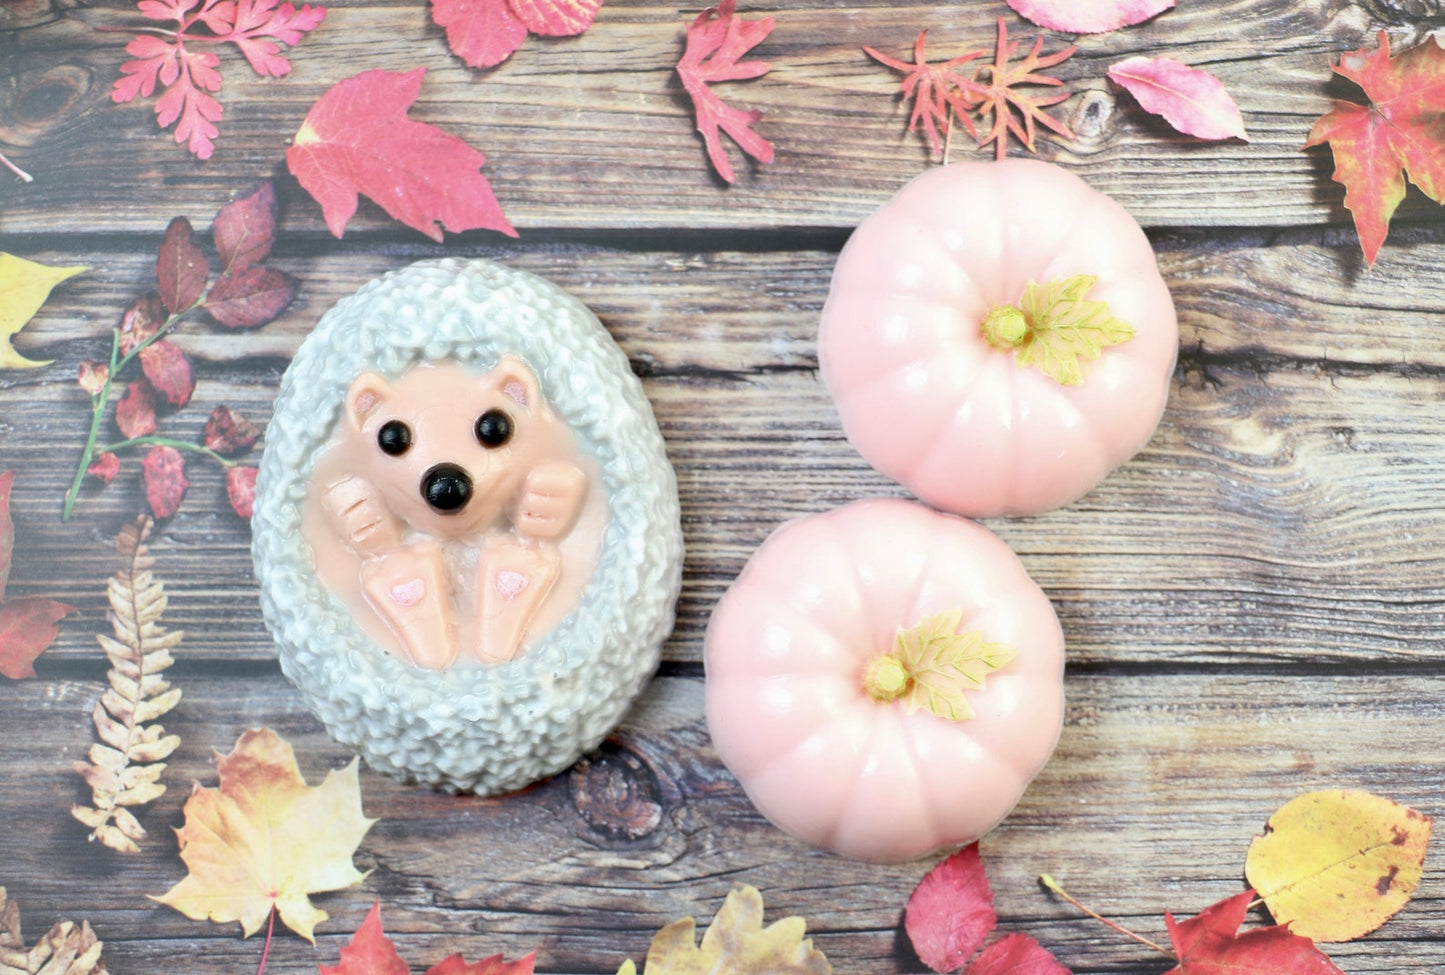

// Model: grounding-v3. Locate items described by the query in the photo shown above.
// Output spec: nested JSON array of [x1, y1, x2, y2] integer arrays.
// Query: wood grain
[[1, 241, 1441, 666], [1, 1, 1438, 233], [0, 671, 1439, 974]]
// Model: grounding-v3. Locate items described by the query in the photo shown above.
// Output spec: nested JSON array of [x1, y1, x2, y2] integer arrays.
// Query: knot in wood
[[0, 0, 60, 30], [568, 742, 663, 842], [1069, 88, 1115, 142], [1, 65, 92, 148]]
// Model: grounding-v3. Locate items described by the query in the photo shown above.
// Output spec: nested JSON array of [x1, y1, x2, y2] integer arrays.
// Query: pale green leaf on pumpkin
[[866, 609, 1016, 721], [1007, 273, 1135, 386]]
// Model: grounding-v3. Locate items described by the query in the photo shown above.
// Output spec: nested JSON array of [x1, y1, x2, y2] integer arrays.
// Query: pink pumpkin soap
[[705, 498, 1065, 863], [819, 159, 1178, 517]]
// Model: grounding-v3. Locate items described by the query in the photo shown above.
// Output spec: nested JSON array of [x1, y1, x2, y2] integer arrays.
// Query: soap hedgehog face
[[343, 355, 541, 538]]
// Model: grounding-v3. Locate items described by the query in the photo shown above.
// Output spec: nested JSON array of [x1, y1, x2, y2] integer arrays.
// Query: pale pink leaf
[[1108, 56, 1248, 141], [1006, 0, 1173, 34]]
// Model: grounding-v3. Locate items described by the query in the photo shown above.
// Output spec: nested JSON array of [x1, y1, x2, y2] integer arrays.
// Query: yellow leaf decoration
[[0, 253, 87, 369], [0, 886, 107, 975], [981, 273, 1135, 386], [617, 886, 831, 975], [152, 727, 376, 942], [862, 609, 1016, 721], [72, 516, 184, 853], [1244, 789, 1432, 942]]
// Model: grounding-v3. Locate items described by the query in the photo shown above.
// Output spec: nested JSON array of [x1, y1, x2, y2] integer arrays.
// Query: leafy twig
[[71, 515, 183, 853]]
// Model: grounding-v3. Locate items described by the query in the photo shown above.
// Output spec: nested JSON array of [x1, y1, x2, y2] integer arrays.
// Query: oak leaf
[[321, 902, 536, 975], [1108, 57, 1247, 141], [72, 516, 184, 853], [287, 68, 517, 241], [616, 886, 831, 975], [864, 32, 984, 157], [973, 18, 1075, 160], [430, 0, 600, 69], [905, 843, 997, 972], [1006, 0, 1174, 34], [153, 726, 375, 941], [0, 887, 107, 975], [1244, 789, 1431, 942], [1163, 890, 1344, 975], [142, 445, 189, 518], [1305, 31, 1445, 266], [676, 0, 776, 183], [0, 253, 87, 369]]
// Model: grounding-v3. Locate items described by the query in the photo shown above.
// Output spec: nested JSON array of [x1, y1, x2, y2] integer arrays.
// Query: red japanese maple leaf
[[112, 0, 326, 159], [1164, 890, 1345, 975], [676, 0, 775, 183], [287, 68, 517, 241], [865, 32, 984, 157], [973, 17, 1076, 160], [430, 0, 602, 69], [1306, 31, 1445, 266], [321, 903, 536, 975]]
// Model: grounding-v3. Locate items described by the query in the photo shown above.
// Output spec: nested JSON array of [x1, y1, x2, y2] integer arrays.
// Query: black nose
[[421, 463, 472, 513]]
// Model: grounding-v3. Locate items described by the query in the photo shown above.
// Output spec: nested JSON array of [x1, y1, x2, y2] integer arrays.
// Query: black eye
[[475, 409, 512, 448], [377, 420, 412, 456]]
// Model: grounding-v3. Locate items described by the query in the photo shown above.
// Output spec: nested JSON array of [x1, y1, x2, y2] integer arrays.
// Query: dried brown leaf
[[0, 887, 107, 975], [71, 516, 184, 853]]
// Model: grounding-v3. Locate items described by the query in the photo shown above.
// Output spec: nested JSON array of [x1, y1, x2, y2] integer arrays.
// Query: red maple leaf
[[905, 843, 998, 972], [1305, 31, 1445, 265], [321, 903, 536, 975], [676, 0, 775, 183], [865, 32, 984, 157], [972, 17, 1075, 160], [1164, 890, 1345, 975], [430, 0, 600, 69], [142, 444, 190, 518], [286, 68, 517, 241], [112, 0, 325, 159]]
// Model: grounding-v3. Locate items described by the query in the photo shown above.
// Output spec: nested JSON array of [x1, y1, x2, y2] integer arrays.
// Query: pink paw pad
[[495, 570, 529, 601], [390, 578, 426, 607]]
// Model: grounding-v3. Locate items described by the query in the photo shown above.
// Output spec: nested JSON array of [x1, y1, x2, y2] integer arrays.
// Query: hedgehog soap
[[252, 259, 684, 794]]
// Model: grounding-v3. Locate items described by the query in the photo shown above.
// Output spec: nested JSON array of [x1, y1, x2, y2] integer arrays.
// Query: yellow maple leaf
[[1245, 788, 1432, 942], [0, 253, 87, 369], [152, 727, 376, 942], [616, 886, 832, 975]]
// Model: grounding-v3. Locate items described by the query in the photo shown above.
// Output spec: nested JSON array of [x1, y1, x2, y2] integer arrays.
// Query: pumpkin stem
[[981, 303, 1028, 350], [863, 655, 910, 702]]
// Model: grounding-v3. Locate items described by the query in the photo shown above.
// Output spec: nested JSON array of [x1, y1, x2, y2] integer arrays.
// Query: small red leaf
[[1108, 57, 1248, 141], [864, 32, 985, 157], [225, 465, 258, 519], [205, 265, 297, 329], [431, 0, 529, 68], [0, 470, 13, 599], [142, 445, 189, 518], [213, 181, 279, 273], [139, 339, 196, 407], [116, 380, 159, 439], [87, 452, 122, 485], [508, 0, 600, 37], [156, 216, 210, 314], [964, 933, 1070, 975], [119, 293, 166, 356], [425, 950, 536, 975], [319, 903, 409, 975], [77, 360, 110, 397], [906, 844, 998, 973], [286, 68, 517, 241], [1164, 890, 1346, 975], [1006, 0, 1174, 34], [205, 406, 262, 454], [0, 596, 76, 679], [676, 0, 775, 183]]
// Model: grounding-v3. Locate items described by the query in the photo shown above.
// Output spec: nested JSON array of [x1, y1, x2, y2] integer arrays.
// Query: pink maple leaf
[[676, 0, 775, 183], [111, 0, 325, 159]]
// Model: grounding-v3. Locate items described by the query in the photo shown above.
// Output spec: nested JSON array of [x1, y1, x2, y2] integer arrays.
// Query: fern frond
[[70, 516, 184, 853]]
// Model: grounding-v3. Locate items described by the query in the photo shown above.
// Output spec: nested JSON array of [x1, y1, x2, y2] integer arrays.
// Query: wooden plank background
[[3, 0, 1445, 972]]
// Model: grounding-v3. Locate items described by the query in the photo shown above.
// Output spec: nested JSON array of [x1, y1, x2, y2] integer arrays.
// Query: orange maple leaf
[[152, 727, 375, 942], [864, 31, 985, 157], [973, 17, 1076, 160], [1305, 31, 1445, 265]]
